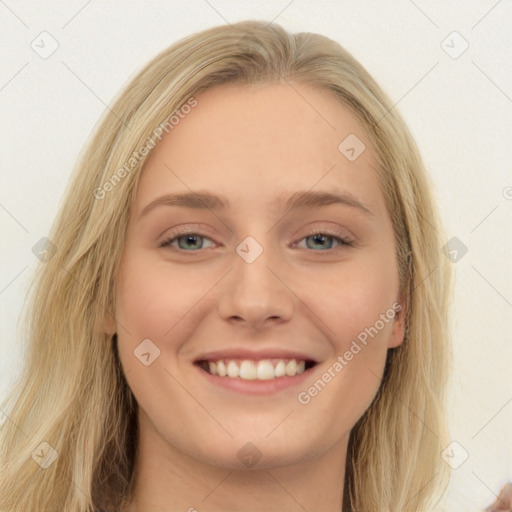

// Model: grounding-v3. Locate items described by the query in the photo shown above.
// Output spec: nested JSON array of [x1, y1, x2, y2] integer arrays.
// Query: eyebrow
[[138, 189, 374, 220]]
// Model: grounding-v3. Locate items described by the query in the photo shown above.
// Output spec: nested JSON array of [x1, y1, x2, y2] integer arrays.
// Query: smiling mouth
[[195, 358, 317, 381]]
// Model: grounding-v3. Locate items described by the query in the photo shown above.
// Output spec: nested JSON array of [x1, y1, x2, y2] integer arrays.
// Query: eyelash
[[158, 228, 354, 256]]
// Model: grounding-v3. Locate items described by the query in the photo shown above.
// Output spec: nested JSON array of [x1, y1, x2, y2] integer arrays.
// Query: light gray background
[[0, 1, 510, 510]]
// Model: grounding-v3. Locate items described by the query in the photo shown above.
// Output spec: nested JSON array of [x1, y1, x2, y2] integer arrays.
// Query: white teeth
[[285, 359, 297, 376], [227, 360, 240, 378], [256, 360, 275, 380], [203, 358, 310, 380], [239, 360, 257, 380], [274, 360, 286, 377], [217, 360, 226, 377]]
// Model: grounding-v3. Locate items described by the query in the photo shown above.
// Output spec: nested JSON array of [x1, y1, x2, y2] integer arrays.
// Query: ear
[[102, 311, 117, 337], [387, 292, 407, 349]]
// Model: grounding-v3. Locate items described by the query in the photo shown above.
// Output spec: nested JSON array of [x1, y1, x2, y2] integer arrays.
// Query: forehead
[[134, 82, 385, 217]]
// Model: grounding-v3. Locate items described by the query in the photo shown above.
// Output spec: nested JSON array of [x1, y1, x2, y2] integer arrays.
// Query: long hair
[[0, 20, 453, 511]]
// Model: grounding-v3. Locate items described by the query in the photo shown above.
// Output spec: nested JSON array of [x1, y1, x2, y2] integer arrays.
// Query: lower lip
[[194, 363, 317, 395]]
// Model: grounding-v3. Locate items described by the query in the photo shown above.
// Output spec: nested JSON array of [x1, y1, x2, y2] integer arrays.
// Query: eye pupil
[[162, 231, 349, 253], [179, 233, 202, 250], [308, 233, 331, 249]]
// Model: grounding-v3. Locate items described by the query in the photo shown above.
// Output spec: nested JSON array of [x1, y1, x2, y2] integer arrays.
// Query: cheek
[[309, 253, 399, 349], [297, 263, 398, 428], [115, 256, 208, 341]]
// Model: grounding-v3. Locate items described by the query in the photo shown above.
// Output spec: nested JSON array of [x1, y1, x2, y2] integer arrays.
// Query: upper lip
[[194, 348, 319, 363]]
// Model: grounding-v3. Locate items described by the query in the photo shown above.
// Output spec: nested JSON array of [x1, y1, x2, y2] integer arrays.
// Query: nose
[[216, 240, 295, 329]]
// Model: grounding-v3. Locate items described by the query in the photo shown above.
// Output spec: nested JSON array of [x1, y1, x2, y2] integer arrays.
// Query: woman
[[0, 19, 506, 512]]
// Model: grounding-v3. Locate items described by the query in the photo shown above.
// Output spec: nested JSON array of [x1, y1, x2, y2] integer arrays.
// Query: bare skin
[[108, 82, 406, 512]]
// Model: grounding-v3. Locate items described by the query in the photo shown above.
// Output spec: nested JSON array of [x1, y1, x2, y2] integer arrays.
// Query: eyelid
[[158, 225, 218, 248], [158, 222, 354, 242], [158, 223, 355, 252], [291, 230, 354, 254], [158, 223, 215, 241], [300, 225, 355, 244]]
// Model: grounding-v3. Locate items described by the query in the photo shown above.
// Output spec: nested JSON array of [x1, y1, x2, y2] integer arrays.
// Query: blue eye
[[159, 233, 215, 251], [159, 230, 354, 254], [297, 233, 353, 252]]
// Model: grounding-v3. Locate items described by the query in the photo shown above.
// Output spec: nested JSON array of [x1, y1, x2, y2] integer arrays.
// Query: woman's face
[[112, 82, 405, 470]]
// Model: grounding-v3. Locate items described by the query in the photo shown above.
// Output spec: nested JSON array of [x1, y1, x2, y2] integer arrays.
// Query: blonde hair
[[0, 20, 453, 511]]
